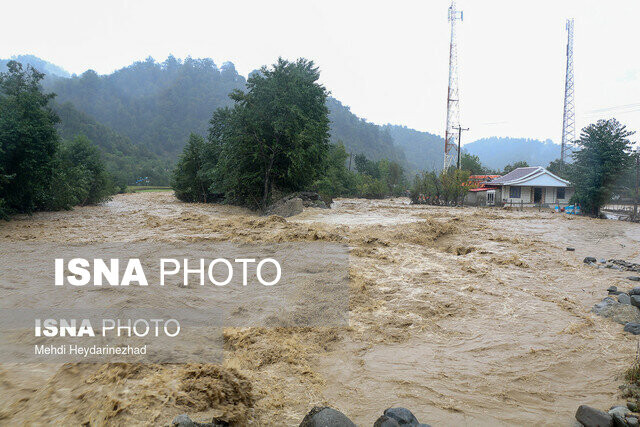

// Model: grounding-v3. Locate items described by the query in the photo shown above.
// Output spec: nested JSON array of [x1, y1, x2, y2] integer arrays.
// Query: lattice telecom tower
[[561, 18, 575, 163], [444, 1, 463, 171]]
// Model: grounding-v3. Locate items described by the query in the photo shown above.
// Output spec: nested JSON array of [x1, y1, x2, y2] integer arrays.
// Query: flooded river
[[1, 192, 639, 425]]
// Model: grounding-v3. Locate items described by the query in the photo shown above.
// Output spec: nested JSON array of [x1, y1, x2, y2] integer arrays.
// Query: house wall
[[502, 185, 531, 205], [502, 185, 573, 207], [463, 188, 501, 207]]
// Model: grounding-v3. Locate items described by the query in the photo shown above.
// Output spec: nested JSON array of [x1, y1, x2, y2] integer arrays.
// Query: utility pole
[[454, 126, 469, 169], [560, 19, 575, 164], [444, 0, 463, 171], [634, 150, 639, 220]]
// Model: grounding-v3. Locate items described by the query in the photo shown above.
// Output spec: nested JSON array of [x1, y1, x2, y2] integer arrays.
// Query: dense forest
[[1, 55, 568, 187], [383, 124, 444, 172]]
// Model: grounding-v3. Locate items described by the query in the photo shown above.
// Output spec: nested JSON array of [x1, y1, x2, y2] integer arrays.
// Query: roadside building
[[462, 175, 501, 207], [489, 166, 573, 208]]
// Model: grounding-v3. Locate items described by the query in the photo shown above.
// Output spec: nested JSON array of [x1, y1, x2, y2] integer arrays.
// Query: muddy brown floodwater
[[1, 192, 640, 426]]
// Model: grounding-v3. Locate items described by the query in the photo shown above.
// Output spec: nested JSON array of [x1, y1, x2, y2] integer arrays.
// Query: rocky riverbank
[[171, 406, 431, 427]]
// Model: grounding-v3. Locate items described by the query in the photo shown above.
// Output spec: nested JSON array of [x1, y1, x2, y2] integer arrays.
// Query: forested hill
[[34, 56, 408, 165], [4, 55, 561, 181], [45, 56, 246, 156], [327, 98, 405, 164], [383, 125, 444, 173], [0, 55, 70, 78], [53, 102, 170, 185], [463, 137, 561, 170]]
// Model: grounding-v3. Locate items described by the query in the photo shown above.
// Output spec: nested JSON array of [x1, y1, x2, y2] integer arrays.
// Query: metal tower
[[561, 18, 575, 163], [444, 1, 463, 171]]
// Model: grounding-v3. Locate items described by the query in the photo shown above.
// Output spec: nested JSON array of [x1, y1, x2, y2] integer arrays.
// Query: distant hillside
[[0, 54, 70, 78], [464, 137, 561, 171], [5, 55, 565, 180], [328, 98, 406, 165], [53, 102, 171, 186], [45, 56, 246, 156], [34, 55, 407, 166], [383, 124, 444, 173]]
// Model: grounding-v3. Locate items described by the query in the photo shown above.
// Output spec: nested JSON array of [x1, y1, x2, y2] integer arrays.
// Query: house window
[[557, 187, 565, 200], [509, 186, 521, 199]]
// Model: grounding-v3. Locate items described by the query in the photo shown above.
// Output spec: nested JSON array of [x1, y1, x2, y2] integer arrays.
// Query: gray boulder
[[592, 297, 640, 324], [619, 294, 631, 305], [575, 405, 613, 427], [173, 415, 196, 427], [373, 416, 401, 427], [609, 406, 630, 417], [630, 287, 640, 296], [584, 257, 598, 264], [170, 414, 227, 427], [612, 413, 626, 427], [632, 295, 640, 308], [628, 416, 639, 427], [299, 407, 355, 427], [267, 197, 304, 218], [624, 323, 640, 335], [381, 408, 430, 426], [628, 277, 640, 282], [608, 286, 623, 295]]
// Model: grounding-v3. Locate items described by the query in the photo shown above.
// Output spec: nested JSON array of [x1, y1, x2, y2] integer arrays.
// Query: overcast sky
[[2, 0, 639, 145]]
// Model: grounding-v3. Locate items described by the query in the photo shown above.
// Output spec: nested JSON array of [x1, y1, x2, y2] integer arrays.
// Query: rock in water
[[592, 297, 640, 324], [172, 414, 196, 427], [619, 294, 632, 305], [624, 323, 640, 335], [575, 405, 613, 427], [608, 405, 630, 417], [267, 197, 304, 218], [299, 407, 356, 427], [378, 408, 431, 426], [373, 416, 401, 427], [584, 257, 597, 264], [170, 414, 226, 427]]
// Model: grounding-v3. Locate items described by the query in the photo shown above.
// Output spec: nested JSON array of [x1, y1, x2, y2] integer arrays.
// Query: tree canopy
[[570, 119, 635, 216], [0, 61, 114, 218]]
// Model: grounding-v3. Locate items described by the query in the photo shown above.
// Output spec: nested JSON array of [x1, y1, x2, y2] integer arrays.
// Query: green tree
[[171, 133, 215, 202], [354, 153, 380, 178], [210, 58, 330, 209], [502, 160, 529, 175], [546, 158, 573, 181], [571, 119, 634, 216], [460, 152, 485, 175], [312, 142, 357, 198], [0, 61, 59, 215]]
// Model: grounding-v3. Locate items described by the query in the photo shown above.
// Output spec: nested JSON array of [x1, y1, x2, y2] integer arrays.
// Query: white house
[[488, 166, 573, 207]]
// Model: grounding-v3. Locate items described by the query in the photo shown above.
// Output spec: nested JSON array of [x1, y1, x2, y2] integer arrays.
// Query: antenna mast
[[560, 18, 575, 163], [444, 1, 463, 171]]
